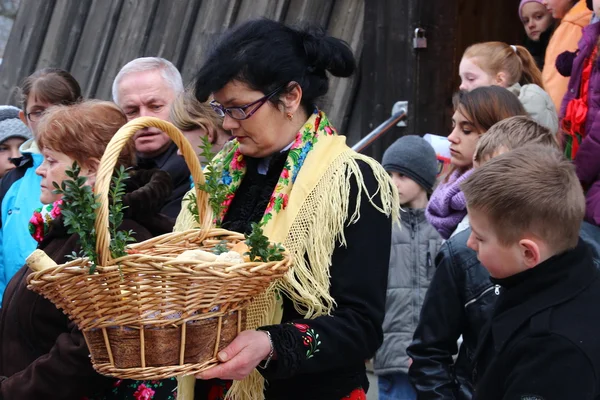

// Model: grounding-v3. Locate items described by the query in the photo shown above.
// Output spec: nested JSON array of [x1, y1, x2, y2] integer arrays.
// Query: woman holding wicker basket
[[0, 100, 178, 399], [174, 19, 399, 400]]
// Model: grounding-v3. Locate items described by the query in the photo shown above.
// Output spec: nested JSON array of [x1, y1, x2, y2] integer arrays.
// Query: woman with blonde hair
[[459, 41, 558, 134], [170, 91, 231, 162]]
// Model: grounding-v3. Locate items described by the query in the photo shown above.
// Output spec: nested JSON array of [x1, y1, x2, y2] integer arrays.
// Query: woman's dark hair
[[17, 68, 82, 110], [194, 19, 356, 115], [453, 86, 527, 133], [444, 86, 527, 181]]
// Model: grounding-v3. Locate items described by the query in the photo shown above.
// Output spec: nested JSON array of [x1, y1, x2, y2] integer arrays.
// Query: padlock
[[413, 28, 427, 49]]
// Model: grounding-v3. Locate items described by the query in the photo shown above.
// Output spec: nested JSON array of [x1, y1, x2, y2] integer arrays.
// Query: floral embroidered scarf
[[175, 109, 399, 400], [213, 109, 335, 226], [28, 200, 63, 243]]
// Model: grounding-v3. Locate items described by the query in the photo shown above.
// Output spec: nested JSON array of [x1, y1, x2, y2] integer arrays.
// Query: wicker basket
[[26, 117, 291, 380]]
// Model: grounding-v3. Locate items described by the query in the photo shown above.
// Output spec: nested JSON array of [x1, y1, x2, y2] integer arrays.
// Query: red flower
[[50, 200, 63, 218], [32, 226, 44, 243], [30, 211, 43, 225], [291, 133, 303, 149], [314, 114, 321, 134], [220, 193, 235, 218], [293, 323, 309, 333], [133, 383, 155, 400], [303, 336, 313, 346], [281, 168, 290, 179], [231, 149, 246, 170], [265, 196, 276, 214], [280, 194, 289, 209]]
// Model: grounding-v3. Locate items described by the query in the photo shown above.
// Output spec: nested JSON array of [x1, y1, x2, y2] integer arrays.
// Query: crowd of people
[[374, 1, 600, 399], [0, 1, 598, 399]]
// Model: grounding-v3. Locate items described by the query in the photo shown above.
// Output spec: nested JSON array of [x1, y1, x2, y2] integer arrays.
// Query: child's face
[[448, 109, 482, 169], [466, 208, 527, 278], [0, 137, 25, 178], [542, 0, 575, 19], [389, 172, 427, 208], [459, 57, 497, 92], [521, 2, 554, 41], [24, 93, 53, 137]]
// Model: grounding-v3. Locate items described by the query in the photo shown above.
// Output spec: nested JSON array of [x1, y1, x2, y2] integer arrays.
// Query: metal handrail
[[352, 109, 407, 153]]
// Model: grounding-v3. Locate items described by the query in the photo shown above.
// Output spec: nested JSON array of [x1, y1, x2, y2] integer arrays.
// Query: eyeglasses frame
[[209, 84, 286, 121]]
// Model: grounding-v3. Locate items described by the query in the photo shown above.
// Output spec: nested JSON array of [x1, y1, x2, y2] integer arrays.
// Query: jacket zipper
[[464, 284, 501, 308]]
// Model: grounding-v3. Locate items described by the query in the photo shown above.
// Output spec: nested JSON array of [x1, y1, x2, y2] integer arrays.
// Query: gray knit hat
[[0, 106, 31, 144], [382, 135, 438, 192]]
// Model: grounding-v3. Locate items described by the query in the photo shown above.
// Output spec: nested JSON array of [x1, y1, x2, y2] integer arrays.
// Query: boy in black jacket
[[408, 116, 600, 400], [462, 145, 600, 400]]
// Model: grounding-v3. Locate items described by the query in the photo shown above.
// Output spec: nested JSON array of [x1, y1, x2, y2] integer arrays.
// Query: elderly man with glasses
[[112, 57, 190, 218]]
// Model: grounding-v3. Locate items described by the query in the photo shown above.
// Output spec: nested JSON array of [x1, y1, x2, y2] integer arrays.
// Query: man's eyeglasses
[[210, 85, 285, 121], [26, 110, 46, 122]]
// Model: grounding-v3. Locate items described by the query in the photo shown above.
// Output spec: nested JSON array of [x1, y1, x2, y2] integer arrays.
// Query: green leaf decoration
[[189, 135, 230, 227], [53, 162, 136, 274], [244, 222, 285, 262]]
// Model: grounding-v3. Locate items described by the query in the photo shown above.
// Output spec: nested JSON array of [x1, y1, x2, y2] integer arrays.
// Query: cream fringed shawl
[[175, 113, 399, 400]]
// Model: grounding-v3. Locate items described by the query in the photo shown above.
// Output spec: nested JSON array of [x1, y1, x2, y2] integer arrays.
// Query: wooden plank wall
[[0, 0, 363, 134], [359, 0, 523, 159]]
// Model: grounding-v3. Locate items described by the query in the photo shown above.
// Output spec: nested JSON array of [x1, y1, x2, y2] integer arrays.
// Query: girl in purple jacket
[[425, 88, 526, 239], [558, 0, 600, 225]]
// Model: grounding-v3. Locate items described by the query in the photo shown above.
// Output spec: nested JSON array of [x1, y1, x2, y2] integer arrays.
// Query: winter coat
[[407, 222, 600, 400], [559, 21, 600, 225], [507, 83, 559, 134], [0, 139, 43, 302], [407, 228, 495, 400], [542, 0, 592, 111], [373, 208, 442, 375], [136, 142, 191, 219], [0, 169, 175, 399], [473, 239, 600, 400]]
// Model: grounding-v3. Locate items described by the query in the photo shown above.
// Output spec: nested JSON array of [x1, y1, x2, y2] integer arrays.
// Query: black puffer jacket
[[407, 222, 600, 400]]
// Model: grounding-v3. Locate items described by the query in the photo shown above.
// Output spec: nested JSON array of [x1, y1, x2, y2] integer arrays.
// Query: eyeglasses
[[26, 110, 46, 122], [210, 85, 285, 121]]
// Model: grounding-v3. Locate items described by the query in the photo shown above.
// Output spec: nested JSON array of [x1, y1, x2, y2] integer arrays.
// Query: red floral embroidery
[[133, 383, 155, 400], [231, 149, 246, 170], [28, 200, 63, 243], [343, 388, 366, 399], [291, 323, 321, 359], [293, 323, 309, 333], [216, 110, 336, 226]]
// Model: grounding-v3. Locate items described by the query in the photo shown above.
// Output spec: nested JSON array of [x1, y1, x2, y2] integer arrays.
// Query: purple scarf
[[426, 168, 473, 239]]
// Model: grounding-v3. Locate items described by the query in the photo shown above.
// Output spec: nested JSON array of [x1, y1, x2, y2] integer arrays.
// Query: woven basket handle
[[94, 117, 212, 266]]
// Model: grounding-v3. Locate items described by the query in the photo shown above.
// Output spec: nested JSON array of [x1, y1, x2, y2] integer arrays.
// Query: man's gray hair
[[112, 57, 184, 105]]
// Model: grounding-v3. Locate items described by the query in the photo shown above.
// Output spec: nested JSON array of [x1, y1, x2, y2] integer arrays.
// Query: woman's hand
[[196, 330, 272, 381]]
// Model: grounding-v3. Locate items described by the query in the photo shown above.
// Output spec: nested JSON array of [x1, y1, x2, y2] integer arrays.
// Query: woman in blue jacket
[[0, 68, 82, 301]]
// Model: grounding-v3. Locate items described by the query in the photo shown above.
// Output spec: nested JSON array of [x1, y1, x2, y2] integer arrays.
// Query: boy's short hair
[[462, 145, 585, 252], [474, 116, 559, 164]]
